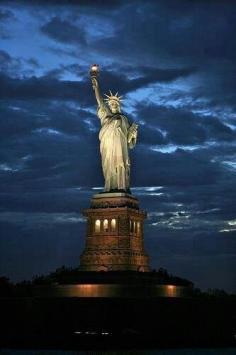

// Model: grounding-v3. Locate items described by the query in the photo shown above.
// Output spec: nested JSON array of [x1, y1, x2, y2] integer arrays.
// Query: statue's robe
[[97, 103, 136, 192]]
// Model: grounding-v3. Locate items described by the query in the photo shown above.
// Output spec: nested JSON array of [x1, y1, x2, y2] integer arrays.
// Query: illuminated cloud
[[0, 212, 85, 229], [220, 220, 236, 233]]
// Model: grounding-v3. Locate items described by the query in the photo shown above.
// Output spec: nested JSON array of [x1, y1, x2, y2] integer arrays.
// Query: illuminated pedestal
[[79, 192, 150, 272]]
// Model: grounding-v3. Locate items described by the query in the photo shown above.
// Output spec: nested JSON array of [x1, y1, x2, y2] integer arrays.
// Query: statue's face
[[108, 100, 120, 113]]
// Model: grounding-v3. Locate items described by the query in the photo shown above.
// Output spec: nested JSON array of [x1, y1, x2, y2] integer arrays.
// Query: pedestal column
[[79, 193, 150, 271]]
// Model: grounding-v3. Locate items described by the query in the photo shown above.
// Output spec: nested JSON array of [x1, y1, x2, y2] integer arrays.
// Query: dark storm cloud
[[41, 16, 86, 44], [0, 100, 95, 136], [138, 125, 166, 146], [0, 50, 21, 75], [135, 103, 236, 146], [131, 146, 222, 187], [27, 58, 40, 68], [193, 65, 236, 109], [84, 0, 236, 112], [0, 49, 11, 63], [12, 0, 125, 8], [0, 7, 15, 39], [0, 100, 98, 149], [0, 73, 91, 104], [0, 104, 37, 140], [0, 50, 39, 77], [0, 100, 103, 198], [0, 8, 14, 20], [157, 0, 236, 63], [89, 0, 236, 65], [0, 65, 196, 104], [101, 67, 196, 95]]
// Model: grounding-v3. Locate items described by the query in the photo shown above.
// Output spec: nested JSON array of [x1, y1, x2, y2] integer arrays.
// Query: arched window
[[130, 219, 134, 233], [111, 218, 116, 232], [103, 219, 109, 232], [137, 221, 141, 235], [95, 219, 101, 233]]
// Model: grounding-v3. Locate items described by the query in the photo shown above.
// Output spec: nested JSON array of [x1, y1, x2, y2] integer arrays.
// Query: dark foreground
[[1, 348, 236, 355], [0, 296, 235, 351]]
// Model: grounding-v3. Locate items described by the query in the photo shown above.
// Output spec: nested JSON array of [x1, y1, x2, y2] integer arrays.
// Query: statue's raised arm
[[90, 64, 104, 108], [89, 64, 138, 193]]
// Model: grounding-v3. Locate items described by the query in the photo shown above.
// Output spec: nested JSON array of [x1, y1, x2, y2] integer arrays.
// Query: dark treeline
[[0, 268, 236, 349], [0, 266, 235, 299]]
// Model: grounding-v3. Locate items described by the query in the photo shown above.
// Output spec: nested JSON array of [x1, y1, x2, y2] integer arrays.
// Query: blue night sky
[[0, 0, 235, 293]]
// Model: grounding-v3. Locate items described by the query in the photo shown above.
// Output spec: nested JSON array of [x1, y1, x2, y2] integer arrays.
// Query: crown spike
[[104, 90, 123, 104]]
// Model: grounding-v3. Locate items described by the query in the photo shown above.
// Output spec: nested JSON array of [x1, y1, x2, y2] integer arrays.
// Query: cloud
[[0, 9, 14, 20], [0, 8, 15, 39], [12, 0, 125, 8], [134, 103, 236, 146], [100, 66, 197, 96], [84, 0, 235, 67], [0, 49, 11, 64], [0, 73, 91, 104], [0, 50, 40, 77], [0, 64, 196, 105], [0, 101, 103, 197], [0, 211, 84, 229], [41, 16, 86, 44]]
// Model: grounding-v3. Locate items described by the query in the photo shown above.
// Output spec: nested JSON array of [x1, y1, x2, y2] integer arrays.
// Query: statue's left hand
[[129, 123, 138, 135], [128, 123, 138, 144]]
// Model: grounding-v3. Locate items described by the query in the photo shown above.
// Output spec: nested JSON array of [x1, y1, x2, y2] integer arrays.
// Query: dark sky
[[0, 0, 235, 293]]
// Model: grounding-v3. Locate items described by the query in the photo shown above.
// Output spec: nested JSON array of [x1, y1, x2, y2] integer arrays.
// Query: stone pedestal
[[79, 193, 150, 272]]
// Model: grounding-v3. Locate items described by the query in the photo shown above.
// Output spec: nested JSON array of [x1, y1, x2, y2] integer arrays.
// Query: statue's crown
[[104, 90, 123, 104]]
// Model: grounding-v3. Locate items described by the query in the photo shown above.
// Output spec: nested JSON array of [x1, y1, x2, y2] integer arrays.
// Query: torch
[[90, 64, 99, 78], [90, 64, 99, 91]]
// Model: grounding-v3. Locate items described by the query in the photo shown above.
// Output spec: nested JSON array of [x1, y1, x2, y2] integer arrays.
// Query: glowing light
[[103, 219, 108, 232], [111, 218, 116, 231], [91, 64, 99, 72], [90, 64, 99, 77], [95, 219, 101, 233], [166, 285, 177, 297], [137, 221, 141, 235]]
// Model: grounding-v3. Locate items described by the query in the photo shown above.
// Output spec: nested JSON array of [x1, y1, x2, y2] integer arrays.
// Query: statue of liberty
[[90, 65, 138, 193]]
